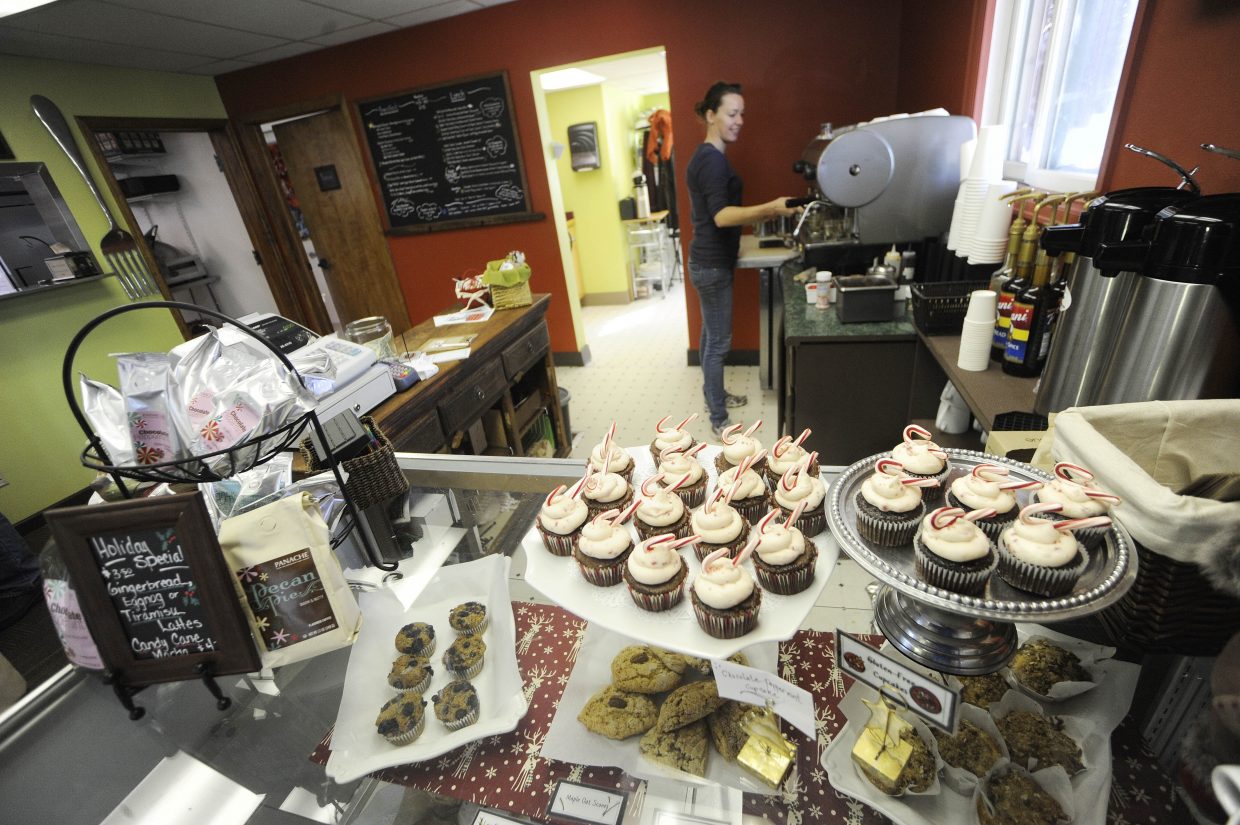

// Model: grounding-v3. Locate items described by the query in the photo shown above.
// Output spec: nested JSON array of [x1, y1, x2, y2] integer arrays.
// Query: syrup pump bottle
[[989, 191, 1039, 361], [995, 194, 1060, 365], [1004, 194, 1069, 376], [1049, 191, 1098, 303]]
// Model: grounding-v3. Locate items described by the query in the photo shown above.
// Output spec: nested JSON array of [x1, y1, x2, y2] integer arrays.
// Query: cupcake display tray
[[828, 449, 1137, 623], [326, 555, 527, 783]]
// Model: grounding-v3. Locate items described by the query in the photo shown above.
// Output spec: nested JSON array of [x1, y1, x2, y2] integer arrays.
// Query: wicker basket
[[490, 280, 532, 309], [300, 416, 408, 509], [911, 280, 990, 335]]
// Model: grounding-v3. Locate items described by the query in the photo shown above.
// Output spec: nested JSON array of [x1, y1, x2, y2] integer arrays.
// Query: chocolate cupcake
[[714, 421, 766, 475], [375, 694, 426, 745], [689, 491, 750, 562], [691, 544, 762, 638], [996, 503, 1100, 598], [656, 445, 708, 509], [573, 503, 638, 587], [649, 414, 697, 463], [854, 459, 936, 547], [772, 453, 827, 537], [624, 533, 696, 612], [395, 622, 436, 657], [1035, 462, 1119, 550], [634, 474, 692, 541], [751, 509, 817, 595], [765, 430, 820, 487], [890, 424, 951, 503], [535, 482, 589, 556], [581, 470, 634, 520], [913, 506, 998, 596], [944, 464, 1039, 540], [388, 654, 433, 695], [587, 422, 633, 482], [717, 454, 771, 525]]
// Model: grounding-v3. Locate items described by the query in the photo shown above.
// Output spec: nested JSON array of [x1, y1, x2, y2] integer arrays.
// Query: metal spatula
[[30, 95, 160, 300]]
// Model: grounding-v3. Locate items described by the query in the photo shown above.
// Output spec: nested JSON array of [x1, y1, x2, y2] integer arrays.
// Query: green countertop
[[782, 269, 916, 342]]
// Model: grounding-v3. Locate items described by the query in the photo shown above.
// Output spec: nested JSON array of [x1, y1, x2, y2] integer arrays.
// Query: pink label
[[42, 579, 103, 670], [129, 411, 173, 465], [199, 395, 260, 450], [185, 390, 215, 430]]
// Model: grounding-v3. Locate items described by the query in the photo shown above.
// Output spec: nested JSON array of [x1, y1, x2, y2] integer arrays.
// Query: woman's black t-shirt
[[686, 143, 743, 268]]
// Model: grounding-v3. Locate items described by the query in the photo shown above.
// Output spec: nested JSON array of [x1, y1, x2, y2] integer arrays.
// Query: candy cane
[[720, 423, 742, 445], [964, 508, 997, 522], [686, 442, 709, 458], [876, 458, 905, 477], [601, 421, 617, 465], [704, 487, 725, 515], [1083, 489, 1122, 504], [641, 474, 666, 497], [903, 424, 948, 459], [592, 508, 620, 526], [669, 472, 694, 493], [800, 450, 819, 472], [701, 546, 731, 570], [1054, 515, 1112, 533], [655, 415, 674, 434], [677, 413, 698, 431], [757, 510, 781, 535], [544, 484, 567, 508], [974, 464, 1038, 490], [568, 470, 592, 498], [665, 534, 700, 551], [902, 475, 940, 488], [779, 464, 801, 492], [1054, 462, 1095, 484], [793, 428, 812, 448], [613, 498, 641, 525], [1019, 502, 1063, 524], [750, 448, 769, 469], [785, 500, 807, 529], [929, 506, 965, 530], [744, 419, 763, 437], [733, 532, 759, 566], [772, 435, 792, 458]]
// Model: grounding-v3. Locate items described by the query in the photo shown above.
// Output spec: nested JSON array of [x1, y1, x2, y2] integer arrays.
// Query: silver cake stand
[[827, 449, 1138, 675]]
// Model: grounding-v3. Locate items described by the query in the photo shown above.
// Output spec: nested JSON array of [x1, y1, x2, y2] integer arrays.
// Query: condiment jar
[[816, 271, 832, 308], [344, 316, 396, 359]]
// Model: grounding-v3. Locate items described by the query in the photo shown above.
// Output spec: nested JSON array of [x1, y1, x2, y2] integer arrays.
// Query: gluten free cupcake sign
[[835, 632, 960, 732]]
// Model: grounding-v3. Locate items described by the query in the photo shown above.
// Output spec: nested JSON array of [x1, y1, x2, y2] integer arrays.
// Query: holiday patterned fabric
[[310, 602, 1188, 824]]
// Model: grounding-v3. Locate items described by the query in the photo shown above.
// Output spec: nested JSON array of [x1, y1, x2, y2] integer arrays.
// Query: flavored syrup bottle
[[1004, 195, 1069, 376], [989, 191, 1039, 361], [995, 194, 1059, 364]]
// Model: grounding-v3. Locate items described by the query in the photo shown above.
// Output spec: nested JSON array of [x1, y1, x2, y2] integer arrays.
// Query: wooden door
[[273, 109, 410, 330]]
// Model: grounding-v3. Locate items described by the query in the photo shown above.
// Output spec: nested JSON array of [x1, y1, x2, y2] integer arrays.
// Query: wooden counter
[[912, 333, 1039, 432], [369, 294, 568, 457]]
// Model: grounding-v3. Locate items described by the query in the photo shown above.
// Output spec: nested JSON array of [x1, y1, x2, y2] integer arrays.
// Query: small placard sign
[[471, 809, 528, 825], [835, 631, 959, 731], [547, 780, 627, 825], [711, 659, 815, 739], [46, 493, 260, 687]]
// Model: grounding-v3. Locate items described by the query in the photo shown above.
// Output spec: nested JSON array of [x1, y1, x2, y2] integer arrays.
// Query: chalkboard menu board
[[357, 72, 542, 234], [47, 493, 260, 687]]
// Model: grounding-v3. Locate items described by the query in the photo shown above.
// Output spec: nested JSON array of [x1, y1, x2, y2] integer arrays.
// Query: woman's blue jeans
[[689, 261, 734, 429]]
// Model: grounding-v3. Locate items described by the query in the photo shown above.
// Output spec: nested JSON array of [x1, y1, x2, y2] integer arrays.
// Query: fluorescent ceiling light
[[540, 68, 605, 91], [0, 0, 57, 18]]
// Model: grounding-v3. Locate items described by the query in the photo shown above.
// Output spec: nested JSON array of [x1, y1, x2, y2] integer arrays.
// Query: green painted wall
[[640, 92, 671, 113], [0, 55, 226, 521]]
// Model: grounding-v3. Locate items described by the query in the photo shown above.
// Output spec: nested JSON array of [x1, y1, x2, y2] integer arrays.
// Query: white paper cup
[[965, 290, 998, 323], [958, 319, 994, 371]]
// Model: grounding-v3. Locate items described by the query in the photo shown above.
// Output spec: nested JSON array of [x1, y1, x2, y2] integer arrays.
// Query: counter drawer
[[389, 407, 446, 454], [501, 321, 550, 380], [437, 359, 508, 434]]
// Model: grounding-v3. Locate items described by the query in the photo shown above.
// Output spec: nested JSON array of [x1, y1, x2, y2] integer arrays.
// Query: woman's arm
[[713, 197, 800, 227]]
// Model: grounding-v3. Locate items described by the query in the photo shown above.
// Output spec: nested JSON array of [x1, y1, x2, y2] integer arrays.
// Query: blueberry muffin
[[432, 681, 480, 731], [394, 622, 436, 657], [443, 635, 486, 680], [375, 694, 427, 745], [448, 602, 488, 636], [387, 654, 433, 694]]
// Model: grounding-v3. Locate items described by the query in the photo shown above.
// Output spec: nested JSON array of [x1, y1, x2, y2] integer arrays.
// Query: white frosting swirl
[[691, 503, 745, 544], [1036, 479, 1110, 518], [860, 473, 924, 513], [636, 490, 685, 528], [918, 515, 991, 562], [718, 465, 767, 500], [950, 474, 1017, 514], [583, 472, 629, 505], [540, 494, 588, 535], [768, 443, 810, 475], [693, 557, 755, 608], [657, 453, 704, 486], [775, 471, 826, 510], [756, 523, 806, 566], [722, 435, 763, 466], [652, 428, 694, 454], [891, 441, 947, 475], [577, 520, 632, 560], [589, 443, 632, 475], [626, 538, 684, 585], [1001, 517, 1079, 568]]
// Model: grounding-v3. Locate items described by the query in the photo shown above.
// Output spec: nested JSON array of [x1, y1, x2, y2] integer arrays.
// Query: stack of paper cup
[[957, 289, 997, 371]]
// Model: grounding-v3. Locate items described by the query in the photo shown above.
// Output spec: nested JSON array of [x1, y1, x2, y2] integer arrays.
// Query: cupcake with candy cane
[[691, 540, 762, 638], [945, 464, 1040, 540], [774, 452, 828, 537], [913, 506, 998, 596], [996, 502, 1107, 597], [581, 464, 634, 520], [716, 453, 771, 524], [573, 501, 641, 587], [752, 505, 818, 595], [689, 487, 751, 562], [656, 443, 709, 509], [854, 459, 940, 547], [535, 472, 591, 556], [624, 532, 699, 612], [765, 429, 819, 487], [1035, 462, 1120, 550], [634, 473, 693, 541], [587, 421, 633, 482], [716, 420, 765, 474], [650, 414, 697, 463], [891, 425, 951, 501]]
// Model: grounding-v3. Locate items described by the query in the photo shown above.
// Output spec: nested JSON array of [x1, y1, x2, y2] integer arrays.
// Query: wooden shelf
[[917, 334, 1039, 432]]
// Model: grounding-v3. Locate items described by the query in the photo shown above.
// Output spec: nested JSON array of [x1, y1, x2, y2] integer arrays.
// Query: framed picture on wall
[[568, 122, 600, 171]]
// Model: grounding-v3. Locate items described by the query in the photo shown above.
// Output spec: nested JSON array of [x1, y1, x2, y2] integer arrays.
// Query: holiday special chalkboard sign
[[46, 492, 260, 687], [357, 72, 541, 234]]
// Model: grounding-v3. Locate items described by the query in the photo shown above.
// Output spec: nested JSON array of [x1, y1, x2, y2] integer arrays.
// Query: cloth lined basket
[[300, 416, 408, 509]]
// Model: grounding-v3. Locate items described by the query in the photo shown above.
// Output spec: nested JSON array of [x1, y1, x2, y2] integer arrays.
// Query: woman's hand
[[713, 197, 804, 228], [766, 197, 802, 219]]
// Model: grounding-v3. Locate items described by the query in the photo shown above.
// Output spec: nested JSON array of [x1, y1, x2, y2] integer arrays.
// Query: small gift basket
[[300, 415, 408, 510], [483, 250, 532, 309]]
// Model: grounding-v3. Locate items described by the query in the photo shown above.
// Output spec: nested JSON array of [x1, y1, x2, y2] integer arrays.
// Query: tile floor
[[526, 284, 879, 634]]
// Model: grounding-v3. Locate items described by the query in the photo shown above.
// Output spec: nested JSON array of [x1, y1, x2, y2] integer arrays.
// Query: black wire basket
[[911, 280, 991, 335]]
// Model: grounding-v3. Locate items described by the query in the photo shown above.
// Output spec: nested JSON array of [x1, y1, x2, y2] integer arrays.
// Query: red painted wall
[[1100, 1, 1240, 193], [215, 0, 902, 356], [896, 0, 991, 118]]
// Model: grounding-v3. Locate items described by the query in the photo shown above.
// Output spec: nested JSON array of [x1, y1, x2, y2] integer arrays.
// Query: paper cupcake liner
[[906, 465, 950, 504], [447, 656, 485, 682], [635, 512, 692, 541], [692, 591, 761, 639], [913, 533, 997, 596], [383, 712, 426, 745], [944, 491, 1017, 541], [670, 478, 707, 509], [452, 615, 489, 636], [1040, 511, 1109, 551], [754, 547, 817, 595], [536, 520, 579, 557], [778, 502, 826, 538], [855, 496, 924, 547], [996, 536, 1090, 598], [391, 669, 433, 696], [577, 557, 627, 587], [443, 703, 480, 731], [731, 493, 771, 525], [584, 488, 634, 520], [627, 581, 686, 612]]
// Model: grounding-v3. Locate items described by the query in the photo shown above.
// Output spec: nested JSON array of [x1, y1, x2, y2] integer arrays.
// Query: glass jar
[[343, 316, 396, 360]]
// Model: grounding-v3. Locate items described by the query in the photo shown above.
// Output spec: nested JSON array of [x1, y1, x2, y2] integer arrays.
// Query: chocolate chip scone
[[656, 680, 725, 732], [640, 719, 708, 776], [448, 601, 489, 635], [578, 686, 658, 740], [707, 700, 755, 762], [432, 681, 480, 731], [443, 636, 486, 680], [611, 645, 687, 694], [395, 622, 436, 656]]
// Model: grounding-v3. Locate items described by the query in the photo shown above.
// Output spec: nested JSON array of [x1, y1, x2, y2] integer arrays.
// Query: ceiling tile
[[305, 20, 398, 46], [101, 0, 372, 42], [0, 25, 206, 72], [386, 0, 480, 30], [470, 0, 516, 6], [308, 0, 450, 19], [233, 41, 324, 63], [4, 0, 288, 59], [184, 58, 261, 76]]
